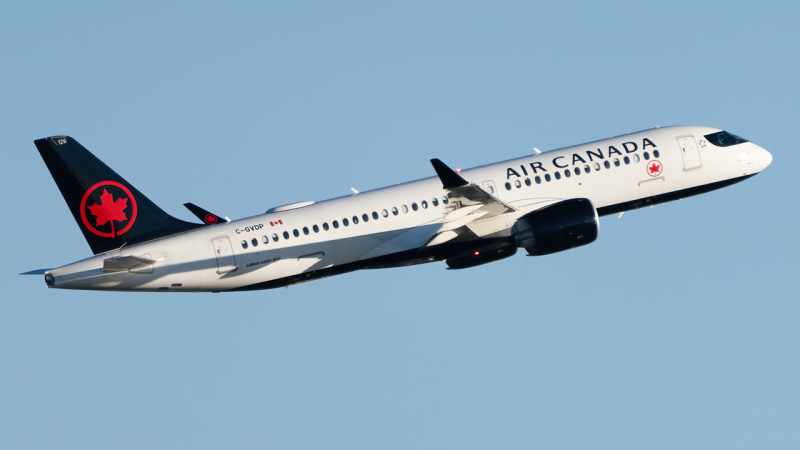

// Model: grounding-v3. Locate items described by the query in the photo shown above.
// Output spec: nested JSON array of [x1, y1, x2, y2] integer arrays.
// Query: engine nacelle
[[512, 198, 599, 256], [445, 244, 517, 270]]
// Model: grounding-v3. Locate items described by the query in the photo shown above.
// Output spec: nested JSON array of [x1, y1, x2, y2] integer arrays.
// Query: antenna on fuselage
[[350, 187, 359, 195], [533, 147, 541, 155]]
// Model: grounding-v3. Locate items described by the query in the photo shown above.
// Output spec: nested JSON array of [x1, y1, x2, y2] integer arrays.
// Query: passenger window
[[372, 211, 379, 220], [343, 218, 349, 226], [565, 169, 571, 177], [241, 240, 248, 249], [402, 205, 408, 213], [505, 182, 512, 190], [293, 229, 300, 237], [575, 167, 581, 175], [604, 161, 611, 169], [272, 233, 279, 242], [584, 164, 591, 173], [382, 209, 389, 217], [514, 180, 521, 188], [654, 149, 661, 158], [412, 203, 418, 211], [594, 162, 601, 170], [392, 207, 399, 215], [421, 200, 428, 209], [442, 196, 449, 205], [535, 176, 541, 184], [333, 220, 339, 229], [633, 154, 640, 163], [362, 213, 369, 222], [624, 156, 630, 164], [323, 222, 329, 231], [644, 151, 650, 160], [251, 238, 258, 247], [303, 227, 309, 235], [283, 231, 290, 240], [262, 235, 269, 244], [353, 215, 359, 224], [313, 224, 319, 233], [525, 178, 531, 186], [488, 185, 495, 194], [554, 171, 561, 180], [545, 174, 551, 182], [614, 158, 620, 167], [432, 198, 439, 207]]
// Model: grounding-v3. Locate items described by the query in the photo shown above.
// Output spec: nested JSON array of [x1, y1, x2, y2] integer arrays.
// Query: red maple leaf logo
[[648, 162, 661, 175], [87, 189, 128, 233]]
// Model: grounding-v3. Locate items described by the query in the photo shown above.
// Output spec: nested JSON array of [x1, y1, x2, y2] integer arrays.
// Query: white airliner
[[23, 126, 772, 292]]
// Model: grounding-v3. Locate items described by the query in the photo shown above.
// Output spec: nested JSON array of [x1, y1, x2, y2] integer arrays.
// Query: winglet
[[184, 203, 225, 225], [430, 159, 468, 189]]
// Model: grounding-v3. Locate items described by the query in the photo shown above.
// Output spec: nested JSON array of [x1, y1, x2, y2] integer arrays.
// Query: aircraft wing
[[184, 203, 227, 225], [430, 158, 517, 217], [425, 159, 518, 247]]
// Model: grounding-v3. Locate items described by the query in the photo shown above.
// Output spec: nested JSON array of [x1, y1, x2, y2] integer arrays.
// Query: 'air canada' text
[[506, 137, 658, 179]]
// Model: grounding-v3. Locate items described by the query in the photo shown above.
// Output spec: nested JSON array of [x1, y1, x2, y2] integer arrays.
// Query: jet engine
[[512, 198, 599, 256], [444, 242, 517, 270]]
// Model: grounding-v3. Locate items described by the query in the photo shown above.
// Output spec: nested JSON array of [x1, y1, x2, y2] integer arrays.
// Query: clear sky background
[[2, 1, 799, 448]]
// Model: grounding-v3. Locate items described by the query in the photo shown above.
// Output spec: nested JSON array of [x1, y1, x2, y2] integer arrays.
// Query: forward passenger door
[[677, 135, 702, 171]]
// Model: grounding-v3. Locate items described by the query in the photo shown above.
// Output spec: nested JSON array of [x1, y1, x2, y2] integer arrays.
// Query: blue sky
[[2, 1, 799, 448]]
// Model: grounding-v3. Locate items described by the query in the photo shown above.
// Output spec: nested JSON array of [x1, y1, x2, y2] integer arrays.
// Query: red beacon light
[[456, 168, 461, 173]]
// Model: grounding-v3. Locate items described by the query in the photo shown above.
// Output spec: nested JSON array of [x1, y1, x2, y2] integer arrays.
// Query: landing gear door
[[482, 180, 498, 197], [677, 135, 702, 171], [211, 236, 237, 274]]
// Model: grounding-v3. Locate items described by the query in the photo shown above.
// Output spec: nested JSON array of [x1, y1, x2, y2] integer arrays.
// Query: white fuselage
[[47, 126, 772, 292]]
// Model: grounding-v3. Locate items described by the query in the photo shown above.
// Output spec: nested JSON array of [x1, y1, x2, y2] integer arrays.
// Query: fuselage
[[45, 125, 772, 292]]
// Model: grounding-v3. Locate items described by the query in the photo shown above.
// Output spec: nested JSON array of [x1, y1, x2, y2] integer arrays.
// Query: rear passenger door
[[211, 236, 237, 274]]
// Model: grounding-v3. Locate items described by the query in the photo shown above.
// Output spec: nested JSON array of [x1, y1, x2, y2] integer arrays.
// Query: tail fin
[[34, 136, 203, 255]]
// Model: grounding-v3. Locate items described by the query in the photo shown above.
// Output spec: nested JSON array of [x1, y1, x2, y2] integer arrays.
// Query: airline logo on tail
[[79, 181, 138, 237]]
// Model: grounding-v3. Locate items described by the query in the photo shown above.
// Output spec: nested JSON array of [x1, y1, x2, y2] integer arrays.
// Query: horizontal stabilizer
[[184, 203, 226, 225], [20, 268, 53, 275], [103, 255, 156, 273]]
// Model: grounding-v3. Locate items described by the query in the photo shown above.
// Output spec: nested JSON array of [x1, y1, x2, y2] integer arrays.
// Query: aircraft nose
[[739, 143, 772, 173], [755, 144, 773, 171]]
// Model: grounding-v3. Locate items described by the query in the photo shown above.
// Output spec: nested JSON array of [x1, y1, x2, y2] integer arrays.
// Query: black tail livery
[[34, 136, 204, 255]]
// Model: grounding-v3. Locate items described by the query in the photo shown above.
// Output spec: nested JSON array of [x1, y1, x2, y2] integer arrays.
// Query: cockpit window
[[705, 131, 749, 147]]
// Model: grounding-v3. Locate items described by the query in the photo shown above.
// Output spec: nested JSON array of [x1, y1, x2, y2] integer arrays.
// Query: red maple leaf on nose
[[649, 162, 661, 174], [87, 189, 128, 227]]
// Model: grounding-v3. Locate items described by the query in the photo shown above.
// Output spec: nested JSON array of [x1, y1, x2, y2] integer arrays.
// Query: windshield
[[705, 131, 749, 147]]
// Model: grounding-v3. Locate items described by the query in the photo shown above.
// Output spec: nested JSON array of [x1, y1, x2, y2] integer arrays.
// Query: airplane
[[22, 126, 772, 292]]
